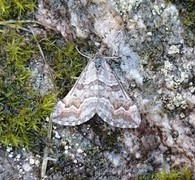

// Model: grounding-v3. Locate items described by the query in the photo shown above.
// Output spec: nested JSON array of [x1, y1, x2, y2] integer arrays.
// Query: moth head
[[94, 57, 103, 71]]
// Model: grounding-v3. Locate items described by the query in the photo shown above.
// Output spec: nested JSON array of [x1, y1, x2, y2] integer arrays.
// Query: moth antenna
[[76, 46, 91, 59]]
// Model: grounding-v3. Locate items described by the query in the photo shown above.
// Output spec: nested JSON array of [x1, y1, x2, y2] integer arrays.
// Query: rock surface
[[0, 0, 194, 179], [36, 0, 194, 178]]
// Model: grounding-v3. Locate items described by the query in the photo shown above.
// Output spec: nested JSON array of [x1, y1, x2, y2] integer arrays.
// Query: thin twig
[[75, 46, 119, 60], [75, 46, 91, 59], [29, 27, 58, 178], [0, 20, 42, 26], [41, 117, 54, 178]]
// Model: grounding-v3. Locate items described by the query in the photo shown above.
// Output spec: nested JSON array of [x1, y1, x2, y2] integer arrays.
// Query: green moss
[[0, 27, 86, 148], [0, 29, 87, 148], [0, 0, 86, 148], [0, 0, 36, 20], [137, 168, 192, 180], [154, 168, 192, 180], [0, 28, 56, 148]]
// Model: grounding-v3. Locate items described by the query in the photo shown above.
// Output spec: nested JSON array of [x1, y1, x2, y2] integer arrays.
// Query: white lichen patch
[[106, 152, 122, 167], [161, 60, 173, 76], [110, 0, 143, 14], [168, 45, 180, 55], [172, 94, 187, 109]]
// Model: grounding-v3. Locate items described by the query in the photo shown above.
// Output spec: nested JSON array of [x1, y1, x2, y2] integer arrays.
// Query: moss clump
[[0, 0, 56, 148], [0, 0, 36, 20], [0, 28, 56, 148], [0, 0, 87, 148], [0, 26, 86, 148], [137, 168, 192, 180], [153, 168, 192, 180], [0, 23, 86, 149]]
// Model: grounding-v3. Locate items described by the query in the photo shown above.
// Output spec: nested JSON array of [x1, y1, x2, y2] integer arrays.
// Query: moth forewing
[[51, 57, 141, 128]]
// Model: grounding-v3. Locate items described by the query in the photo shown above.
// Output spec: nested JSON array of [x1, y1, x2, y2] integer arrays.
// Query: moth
[[51, 57, 141, 128]]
